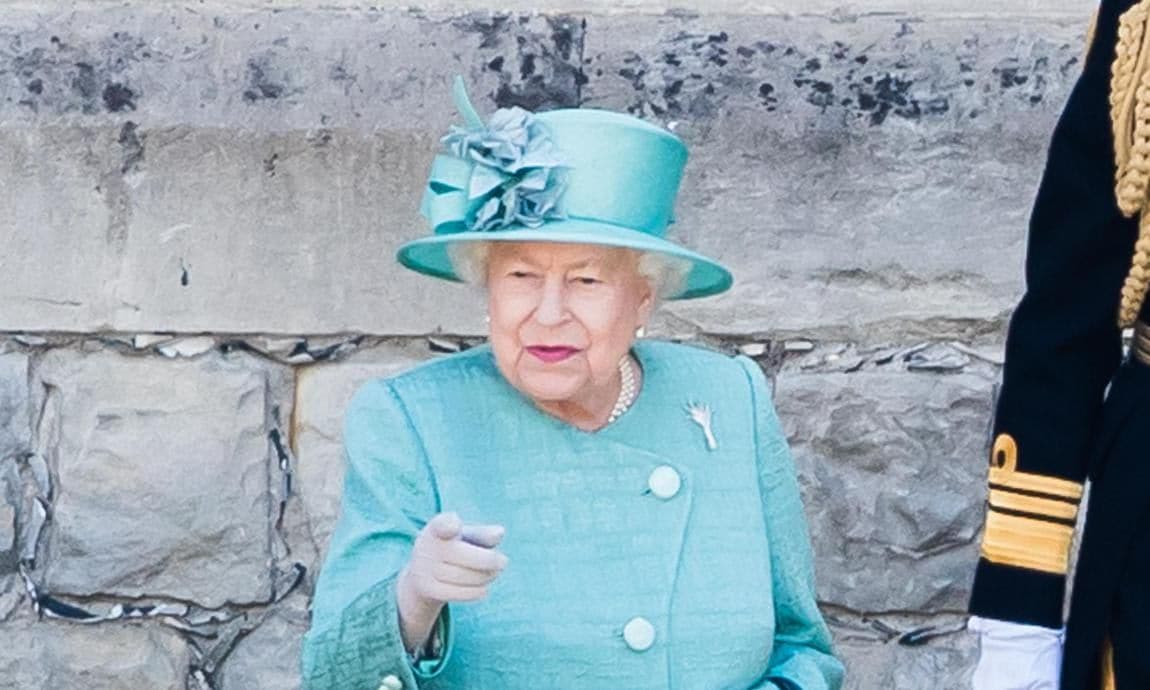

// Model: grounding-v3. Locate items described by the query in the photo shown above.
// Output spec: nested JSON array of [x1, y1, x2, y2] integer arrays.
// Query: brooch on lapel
[[685, 402, 718, 451]]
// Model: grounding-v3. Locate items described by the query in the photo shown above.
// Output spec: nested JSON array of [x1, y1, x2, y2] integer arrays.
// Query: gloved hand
[[969, 616, 1063, 690], [396, 512, 508, 652]]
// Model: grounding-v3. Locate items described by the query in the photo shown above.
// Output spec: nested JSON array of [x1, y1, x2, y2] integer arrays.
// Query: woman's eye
[[573, 276, 600, 286], [509, 271, 534, 279]]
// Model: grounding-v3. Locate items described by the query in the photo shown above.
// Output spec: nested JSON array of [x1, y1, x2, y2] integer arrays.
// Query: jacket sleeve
[[969, 0, 1137, 630], [740, 357, 845, 690], [301, 378, 452, 690]]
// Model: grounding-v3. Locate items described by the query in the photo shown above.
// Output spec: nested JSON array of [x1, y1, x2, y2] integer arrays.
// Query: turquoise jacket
[[302, 340, 843, 690]]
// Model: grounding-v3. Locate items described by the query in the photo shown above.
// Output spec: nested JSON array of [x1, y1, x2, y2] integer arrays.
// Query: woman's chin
[[517, 374, 585, 405]]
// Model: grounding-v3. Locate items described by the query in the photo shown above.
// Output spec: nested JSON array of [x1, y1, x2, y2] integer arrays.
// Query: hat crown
[[534, 109, 687, 238]]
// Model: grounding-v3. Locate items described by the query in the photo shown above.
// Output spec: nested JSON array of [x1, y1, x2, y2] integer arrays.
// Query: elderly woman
[[301, 80, 842, 690]]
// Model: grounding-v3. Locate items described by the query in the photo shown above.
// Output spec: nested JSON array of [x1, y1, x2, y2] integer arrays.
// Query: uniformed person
[[969, 0, 1150, 688]]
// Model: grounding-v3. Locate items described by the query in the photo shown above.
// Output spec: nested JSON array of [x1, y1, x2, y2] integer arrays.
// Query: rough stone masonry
[[0, 1, 1097, 688]]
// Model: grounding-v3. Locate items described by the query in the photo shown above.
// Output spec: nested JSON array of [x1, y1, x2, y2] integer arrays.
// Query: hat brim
[[396, 219, 733, 300]]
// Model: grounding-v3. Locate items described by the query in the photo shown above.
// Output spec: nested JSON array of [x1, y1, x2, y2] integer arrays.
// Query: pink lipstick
[[526, 345, 580, 363]]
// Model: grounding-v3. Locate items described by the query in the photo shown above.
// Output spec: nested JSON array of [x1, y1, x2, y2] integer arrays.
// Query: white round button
[[379, 675, 403, 690], [647, 465, 681, 500], [623, 616, 657, 652]]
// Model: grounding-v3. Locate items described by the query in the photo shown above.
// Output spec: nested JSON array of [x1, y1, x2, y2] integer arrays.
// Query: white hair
[[447, 241, 691, 300]]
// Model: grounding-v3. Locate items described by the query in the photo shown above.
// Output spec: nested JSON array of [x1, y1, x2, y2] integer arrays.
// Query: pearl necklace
[[606, 355, 638, 426]]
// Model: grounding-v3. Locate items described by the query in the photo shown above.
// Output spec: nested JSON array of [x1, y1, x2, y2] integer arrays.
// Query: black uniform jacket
[[969, 0, 1150, 686]]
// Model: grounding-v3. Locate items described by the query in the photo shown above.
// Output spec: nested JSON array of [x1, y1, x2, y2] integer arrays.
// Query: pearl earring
[[635, 326, 646, 338]]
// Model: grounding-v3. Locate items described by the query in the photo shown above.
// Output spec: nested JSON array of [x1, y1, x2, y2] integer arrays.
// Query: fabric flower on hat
[[442, 106, 570, 232]]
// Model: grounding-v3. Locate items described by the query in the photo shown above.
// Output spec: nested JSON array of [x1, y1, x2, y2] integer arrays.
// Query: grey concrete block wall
[[778, 364, 994, 614], [0, 1, 1096, 688], [0, 616, 192, 689], [32, 349, 293, 608]]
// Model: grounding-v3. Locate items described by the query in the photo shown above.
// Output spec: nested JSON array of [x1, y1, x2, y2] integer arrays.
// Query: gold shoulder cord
[[1111, 2, 1150, 327]]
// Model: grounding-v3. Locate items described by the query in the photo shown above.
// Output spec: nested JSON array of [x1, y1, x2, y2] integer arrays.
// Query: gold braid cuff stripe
[[988, 489, 1081, 522], [982, 434, 1082, 574], [980, 510, 1076, 575], [1135, 320, 1150, 364], [988, 435, 1086, 502]]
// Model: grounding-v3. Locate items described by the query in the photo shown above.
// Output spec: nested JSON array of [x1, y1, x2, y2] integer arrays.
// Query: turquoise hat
[[397, 79, 733, 300]]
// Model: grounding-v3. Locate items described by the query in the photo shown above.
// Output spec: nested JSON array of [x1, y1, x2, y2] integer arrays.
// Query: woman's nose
[[533, 279, 567, 326]]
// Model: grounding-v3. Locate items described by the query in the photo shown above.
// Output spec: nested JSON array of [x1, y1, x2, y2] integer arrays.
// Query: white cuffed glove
[[970, 616, 1063, 690], [396, 512, 508, 652]]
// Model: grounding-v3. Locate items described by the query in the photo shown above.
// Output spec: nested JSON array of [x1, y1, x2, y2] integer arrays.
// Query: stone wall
[[0, 1, 1095, 688]]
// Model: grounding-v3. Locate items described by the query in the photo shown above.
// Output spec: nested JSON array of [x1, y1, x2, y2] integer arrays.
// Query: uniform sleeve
[[739, 357, 845, 690], [301, 378, 452, 690], [969, 0, 1138, 630]]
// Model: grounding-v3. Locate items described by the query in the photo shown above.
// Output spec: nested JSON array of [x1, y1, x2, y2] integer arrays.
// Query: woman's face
[[486, 241, 654, 408]]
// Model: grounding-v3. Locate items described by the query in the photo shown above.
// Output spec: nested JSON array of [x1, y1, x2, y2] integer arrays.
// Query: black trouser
[[1109, 466, 1150, 686], [1064, 355, 1150, 689], [1081, 354, 1150, 685]]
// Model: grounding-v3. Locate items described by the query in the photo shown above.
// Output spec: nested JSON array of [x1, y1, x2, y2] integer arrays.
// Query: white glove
[[396, 512, 508, 652], [970, 616, 1063, 690]]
